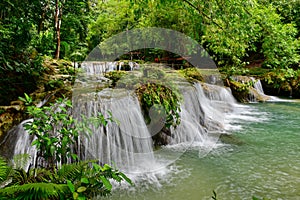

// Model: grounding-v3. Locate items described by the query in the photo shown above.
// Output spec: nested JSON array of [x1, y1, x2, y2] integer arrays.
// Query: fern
[[0, 182, 69, 200], [0, 157, 11, 185], [56, 161, 90, 182]]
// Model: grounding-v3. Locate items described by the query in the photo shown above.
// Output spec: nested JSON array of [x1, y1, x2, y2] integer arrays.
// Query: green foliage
[[23, 98, 77, 167], [178, 67, 204, 82], [64, 162, 132, 199], [220, 66, 250, 77], [87, 0, 200, 50], [226, 78, 254, 103], [0, 96, 132, 199], [0, 182, 69, 200], [195, 0, 300, 68], [18, 93, 33, 106], [263, 68, 299, 88], [21, 97, 113, 168], [104, 71, 128, 87], [45, 79, 64, 91], [0, 159, 132, 200], [254, 5, 300, 69], [87, 0, 299, 70], [12, 154, 32, 170], [136, 82, 181, 128], [0, 157, 11, 184]]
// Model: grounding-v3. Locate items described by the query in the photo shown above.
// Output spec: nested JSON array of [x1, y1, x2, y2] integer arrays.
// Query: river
[[106, 101, 300, 200]]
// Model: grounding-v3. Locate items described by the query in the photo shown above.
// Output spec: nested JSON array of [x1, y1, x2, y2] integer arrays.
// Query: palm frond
[[0, 182, 69, 200]]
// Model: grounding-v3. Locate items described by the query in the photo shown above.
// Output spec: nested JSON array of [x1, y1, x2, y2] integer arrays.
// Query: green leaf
[[31, 140, 39, 146], [73, 192, 79, 199], [92, 163, 101, 171], [78, 195, 86, 200], [67, 180, 75, 193], [77, 186, 87, 193], [24, 93, 31, 103], [80, 177, 89, 184], [50, 145, 56, 156], [100, 176, 112, 190], [71, 154, 78, 160], [18, 96, 26, 102], [102, 164, 112, 171], [119, 172, 133, 185]]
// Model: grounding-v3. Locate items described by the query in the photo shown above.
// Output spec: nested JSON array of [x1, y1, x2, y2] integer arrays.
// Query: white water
[[2, 67, 255, 187], [11, 119, 37, 171], [79, 61, 139, 75], [250, 77, 295, 102], [72, 89, 160, 174]]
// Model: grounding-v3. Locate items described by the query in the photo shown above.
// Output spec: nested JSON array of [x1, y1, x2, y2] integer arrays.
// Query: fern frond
[[0, 182, 69, 200], [56, 161, 91, 182], [0, 157, 11, 184]]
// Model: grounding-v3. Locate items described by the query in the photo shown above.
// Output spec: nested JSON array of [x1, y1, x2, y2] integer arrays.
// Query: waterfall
[[1, 66, 242, 181], [0, 119, 37, 171], [252, 77, 264, 94], [79, 61, 138, 75], [171, 83, 227, 145], [72, 89, 158, 173], [249, 77, 285, 102]]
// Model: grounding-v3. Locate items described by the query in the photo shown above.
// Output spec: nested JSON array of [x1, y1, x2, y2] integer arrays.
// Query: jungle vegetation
[[0, 0, 299, 104]]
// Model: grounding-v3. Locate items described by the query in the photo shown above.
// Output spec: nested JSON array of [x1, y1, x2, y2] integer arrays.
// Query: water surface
[[105, 101, 300, 200]]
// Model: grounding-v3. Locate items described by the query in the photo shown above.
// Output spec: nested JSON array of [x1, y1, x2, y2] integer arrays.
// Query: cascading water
[[79, 61, 138, 75], [249, 77, 291, 102], [169, 83, 230, 145], [251, 77, 264, 94], [0, 65, 245, 188], [72, 89, 159, 173]]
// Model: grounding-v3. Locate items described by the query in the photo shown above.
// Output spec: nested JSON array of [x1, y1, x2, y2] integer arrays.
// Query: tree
[[54, 0, 64, 59]]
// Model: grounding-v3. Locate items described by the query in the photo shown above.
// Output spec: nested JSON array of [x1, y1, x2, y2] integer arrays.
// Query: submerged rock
[[219, 134, 244, 146]]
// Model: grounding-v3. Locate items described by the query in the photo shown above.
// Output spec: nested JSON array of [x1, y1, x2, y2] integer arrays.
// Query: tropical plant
[[20, 96, 113, 169], [136, 82, 181, 128], [0, 95, 132, 199], [0, 159, 132, 200]]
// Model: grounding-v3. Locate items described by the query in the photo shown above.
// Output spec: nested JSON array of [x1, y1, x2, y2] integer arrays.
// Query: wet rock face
[[0, 59, 74, 143], [225, 76, 270, 103], [260, 71, 300, 98], [224, 78, 252, 103], [0, 104, 26, 140]]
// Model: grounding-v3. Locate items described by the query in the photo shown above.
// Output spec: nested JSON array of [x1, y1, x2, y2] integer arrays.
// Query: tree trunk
[[38, 3, 49, 34], [54, 0, 62, 59]]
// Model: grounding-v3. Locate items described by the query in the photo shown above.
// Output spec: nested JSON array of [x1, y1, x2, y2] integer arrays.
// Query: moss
[[104, 71, 128, 87], [0, 105, 26, 139], [136, 82, 181, 147], [260, 70, 300, 97], [225, 79, 251, 103], [178, 67, 203, 82], [45, 79, 64, 91], [136, 82, 181, 127]]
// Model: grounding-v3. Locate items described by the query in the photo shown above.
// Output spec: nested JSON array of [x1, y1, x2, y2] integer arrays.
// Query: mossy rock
[[178, 67, 203, 83], [261, 71, 296, 97], [104, 71, 128, 87], [136, 82, 181, 128], [225, 79, 251, 103], [0, 105, 26, 140]]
